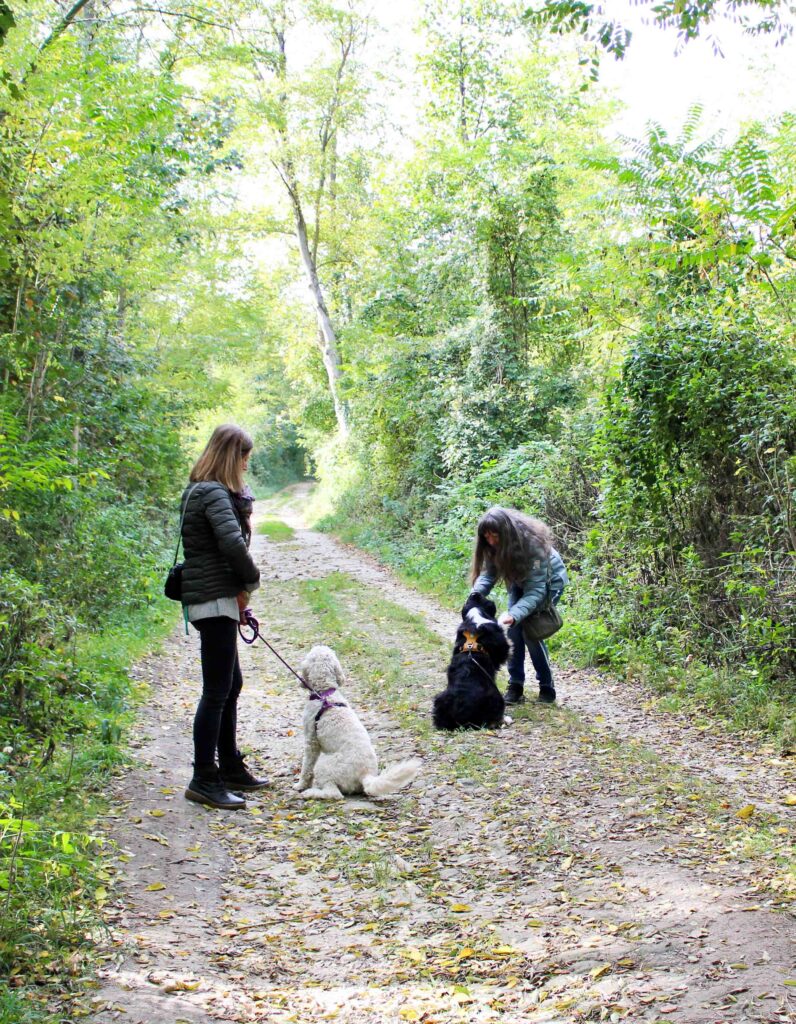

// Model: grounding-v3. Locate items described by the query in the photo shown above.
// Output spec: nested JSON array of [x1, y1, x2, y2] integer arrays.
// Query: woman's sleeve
[[471, 562, 497, 597], [507, 560, 548, 622], [203, 486, 261, 587]]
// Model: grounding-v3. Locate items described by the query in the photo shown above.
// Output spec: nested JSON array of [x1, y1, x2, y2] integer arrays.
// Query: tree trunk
[[290, 194, 348, 435]]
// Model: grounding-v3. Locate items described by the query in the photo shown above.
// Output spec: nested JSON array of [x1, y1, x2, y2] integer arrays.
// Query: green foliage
[[250, 416, 307, 489], [0, 797, 100, 975], [0, 592, 173, 1017]]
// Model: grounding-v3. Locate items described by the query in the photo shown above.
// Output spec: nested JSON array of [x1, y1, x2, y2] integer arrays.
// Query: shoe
[[538, 687, 557, 704], [219, 754, 269, 792], [504, 682, 525, 705], [185, 766, 247, 809]]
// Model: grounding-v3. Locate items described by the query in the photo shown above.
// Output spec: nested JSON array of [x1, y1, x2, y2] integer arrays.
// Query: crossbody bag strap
[[173, 483, 200, 566], [543, 558, 553, 609]]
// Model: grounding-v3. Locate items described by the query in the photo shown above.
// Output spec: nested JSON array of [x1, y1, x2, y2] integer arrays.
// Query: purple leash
[[238, 609, 346, 722], [238, 609, 307, 686]]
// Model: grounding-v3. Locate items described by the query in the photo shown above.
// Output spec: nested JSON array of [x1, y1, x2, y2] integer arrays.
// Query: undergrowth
[[0, 599, 175, 1024]]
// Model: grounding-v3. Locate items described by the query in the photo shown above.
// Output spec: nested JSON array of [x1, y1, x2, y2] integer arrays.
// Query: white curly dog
[[294, 645, 421, 800]]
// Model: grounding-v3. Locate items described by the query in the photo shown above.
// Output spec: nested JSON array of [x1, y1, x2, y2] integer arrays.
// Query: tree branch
[[39, 0, 94, 54]]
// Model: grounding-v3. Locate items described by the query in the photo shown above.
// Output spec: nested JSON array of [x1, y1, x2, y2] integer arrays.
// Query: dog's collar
[[308, 687, 338, 701], [457, 630, 485, 655]]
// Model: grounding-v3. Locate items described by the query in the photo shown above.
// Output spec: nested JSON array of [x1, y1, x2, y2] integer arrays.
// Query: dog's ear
[[333, 657, 346, 687]]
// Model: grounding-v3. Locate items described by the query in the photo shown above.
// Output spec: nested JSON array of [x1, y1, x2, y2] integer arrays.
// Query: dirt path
[[88, 496, 796, 1024]]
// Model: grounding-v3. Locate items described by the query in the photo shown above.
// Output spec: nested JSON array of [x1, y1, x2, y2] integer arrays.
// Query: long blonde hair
[[470, 507, 553, 586], [189, 424, 253, 493]]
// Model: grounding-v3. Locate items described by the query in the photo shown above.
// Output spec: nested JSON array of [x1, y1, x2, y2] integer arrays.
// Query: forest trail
[[87, 490, 796, 1024]]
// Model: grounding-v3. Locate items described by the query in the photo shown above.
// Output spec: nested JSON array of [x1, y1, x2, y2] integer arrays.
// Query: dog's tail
[[362, 758, 422, 798]]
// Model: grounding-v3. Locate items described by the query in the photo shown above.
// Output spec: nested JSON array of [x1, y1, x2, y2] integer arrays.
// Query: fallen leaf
[[736, 805, 755, 819], [145, 882, 166, 892], [163, 979, 200, 993], [782, 793, 796, 806], [450, 904, 471, 913]]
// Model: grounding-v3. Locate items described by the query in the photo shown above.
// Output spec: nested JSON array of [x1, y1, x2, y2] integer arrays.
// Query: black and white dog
[[433, 592, 510, 730]]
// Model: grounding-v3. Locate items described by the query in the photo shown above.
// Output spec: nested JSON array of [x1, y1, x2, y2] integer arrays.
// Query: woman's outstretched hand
[[499, 612, 515, 627]]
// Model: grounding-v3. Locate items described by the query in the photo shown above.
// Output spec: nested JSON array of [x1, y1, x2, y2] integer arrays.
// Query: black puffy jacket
[[179, 481, 260, 605]]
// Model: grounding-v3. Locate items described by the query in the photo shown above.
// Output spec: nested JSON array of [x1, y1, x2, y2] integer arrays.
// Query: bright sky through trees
[[597, 0, 796, 138], [368, 0, 796, 143]]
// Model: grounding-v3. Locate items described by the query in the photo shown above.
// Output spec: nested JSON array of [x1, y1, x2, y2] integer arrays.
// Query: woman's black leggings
[[193, 616, 243, 769]]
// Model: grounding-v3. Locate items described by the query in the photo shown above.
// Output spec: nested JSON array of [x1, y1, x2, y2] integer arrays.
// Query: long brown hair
[[189, 424, 253, 493], [470, 507, 553, 586]]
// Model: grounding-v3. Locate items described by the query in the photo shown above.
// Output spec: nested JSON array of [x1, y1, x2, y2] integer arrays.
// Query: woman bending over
[[470, 507, 567, 705]]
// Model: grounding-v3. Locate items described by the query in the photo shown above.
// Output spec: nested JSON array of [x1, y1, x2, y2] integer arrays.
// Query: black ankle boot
[[538, 687, 557, 704], [219, 754, 268, 792], [185, 766, 246, 809], [504, 681, 525, 705]]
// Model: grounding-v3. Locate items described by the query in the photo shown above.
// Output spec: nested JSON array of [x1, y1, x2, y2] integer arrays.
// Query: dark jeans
[[193, 616, 243, 769], [507, 585, 554, 692]]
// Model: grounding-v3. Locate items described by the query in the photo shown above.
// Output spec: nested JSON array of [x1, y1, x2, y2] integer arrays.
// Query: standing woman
[[180, 424, 266, 810], [470, 507, 568, 705]]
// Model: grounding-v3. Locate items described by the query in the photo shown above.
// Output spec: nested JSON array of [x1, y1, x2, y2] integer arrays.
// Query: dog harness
[[309, 687, 347, 723], [458, 629, 485, 654]]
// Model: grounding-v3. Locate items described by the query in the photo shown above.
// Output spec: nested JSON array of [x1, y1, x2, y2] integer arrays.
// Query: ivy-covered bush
[[591, 310, 796, 678]]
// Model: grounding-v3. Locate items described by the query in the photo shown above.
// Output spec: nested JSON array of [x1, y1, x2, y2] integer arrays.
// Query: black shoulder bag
[[521, 560, 564, 643], [164, 484, 199, 602]]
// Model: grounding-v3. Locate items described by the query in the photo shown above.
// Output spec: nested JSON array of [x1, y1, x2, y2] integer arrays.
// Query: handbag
[[521, 560, 563, 643], [164, 484, 199, 602]]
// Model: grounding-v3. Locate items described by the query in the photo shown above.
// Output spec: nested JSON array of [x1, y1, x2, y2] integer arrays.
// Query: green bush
[[0, 571, 77, 741], [590, 310, 796, 679], [48, 492, 170, 621]]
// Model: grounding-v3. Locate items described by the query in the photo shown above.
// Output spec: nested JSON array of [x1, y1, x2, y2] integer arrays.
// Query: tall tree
[[212, 0, 373, 436]]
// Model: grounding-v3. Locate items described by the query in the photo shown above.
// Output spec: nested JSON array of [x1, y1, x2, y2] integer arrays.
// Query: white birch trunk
[[291, 195, 348, 436]]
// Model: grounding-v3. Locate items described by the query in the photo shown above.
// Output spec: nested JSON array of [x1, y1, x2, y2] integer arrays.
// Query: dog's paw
[[299, 787, 344, 800], [293, 782, 309, 792]]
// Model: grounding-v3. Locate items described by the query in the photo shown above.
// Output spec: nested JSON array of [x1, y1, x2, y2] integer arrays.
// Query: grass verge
[[0, 598, 177, 1024], [257, 517, 295, 542]]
